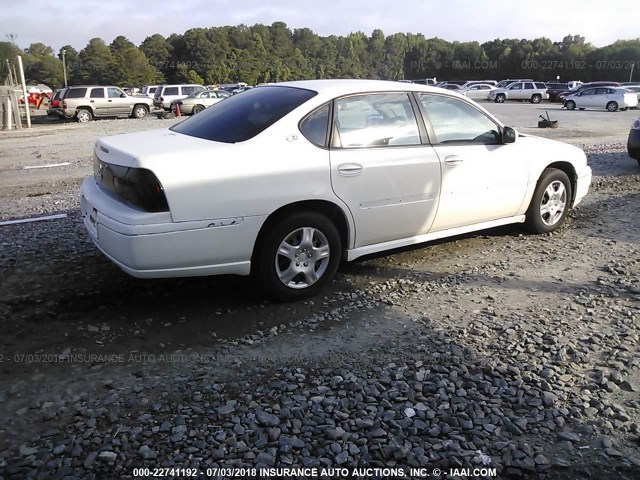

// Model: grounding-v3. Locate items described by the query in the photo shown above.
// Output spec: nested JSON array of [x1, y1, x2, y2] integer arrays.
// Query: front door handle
[[444, 155, 463, 166], [337, 163, 363, 176]]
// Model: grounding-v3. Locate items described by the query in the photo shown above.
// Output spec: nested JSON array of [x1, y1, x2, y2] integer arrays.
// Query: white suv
[[489, 82, 549, 104], [153, 84, 206, 110]]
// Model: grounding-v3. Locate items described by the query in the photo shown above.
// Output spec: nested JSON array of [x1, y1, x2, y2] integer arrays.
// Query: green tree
[[77, 38, 122, 84]]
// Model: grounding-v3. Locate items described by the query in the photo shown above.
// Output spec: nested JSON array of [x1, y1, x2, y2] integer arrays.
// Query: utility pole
[[62, 49, 68, 87], [631, 63, 635, 83]]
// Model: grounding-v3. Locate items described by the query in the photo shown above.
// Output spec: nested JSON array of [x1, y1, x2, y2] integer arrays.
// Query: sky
[[0, 0, 637, 51]]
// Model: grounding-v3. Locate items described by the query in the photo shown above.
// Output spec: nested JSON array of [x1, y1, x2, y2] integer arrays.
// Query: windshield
[[170, 86, 317, 143]]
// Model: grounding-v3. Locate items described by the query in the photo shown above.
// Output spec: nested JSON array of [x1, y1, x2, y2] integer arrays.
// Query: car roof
[[272, 79, 444, 97]]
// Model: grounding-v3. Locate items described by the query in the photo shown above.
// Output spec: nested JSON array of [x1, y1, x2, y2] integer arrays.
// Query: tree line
[[2, 22, 639, 90]]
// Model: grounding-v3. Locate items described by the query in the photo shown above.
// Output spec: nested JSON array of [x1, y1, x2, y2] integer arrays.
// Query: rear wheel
[[607, 101, 618, 112], [192, 104, 205, 114], [495, 94, 506, 103], [76, 108, 93, 123], [565, 100, 576, 110], [254, 211, 341, 301], [525, 168, 572, 234], [531, 94, 542, 104], [132, 104, 148, 119]]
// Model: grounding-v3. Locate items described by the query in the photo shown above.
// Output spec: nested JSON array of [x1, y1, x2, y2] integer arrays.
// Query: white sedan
[[564, 86, 638, 112], [460, 83, 497, 101], [80, 79, 592, 301]]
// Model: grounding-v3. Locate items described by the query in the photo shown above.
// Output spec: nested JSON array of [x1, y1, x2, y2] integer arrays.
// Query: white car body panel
[[565, 87, 638, 110], [80, 79, 591, 279]]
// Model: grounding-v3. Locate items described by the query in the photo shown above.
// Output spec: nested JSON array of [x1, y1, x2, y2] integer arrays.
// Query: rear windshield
[[171, 86, 317, 143]]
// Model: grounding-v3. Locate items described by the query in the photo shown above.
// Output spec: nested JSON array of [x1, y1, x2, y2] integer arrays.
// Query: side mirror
[[502, 126, 517, 144], [120, 93, 127, 98]]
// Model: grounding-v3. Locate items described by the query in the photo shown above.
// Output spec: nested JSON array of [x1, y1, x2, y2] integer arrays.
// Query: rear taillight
[[93, 158, 169, 212], [62, 101, 67, 108], [160, 97, 164, 102]]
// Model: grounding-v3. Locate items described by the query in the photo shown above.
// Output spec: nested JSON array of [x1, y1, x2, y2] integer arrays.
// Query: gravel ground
[[0, 111, 639, 479]]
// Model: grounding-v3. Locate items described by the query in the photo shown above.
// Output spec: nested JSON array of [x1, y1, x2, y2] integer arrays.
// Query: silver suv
[[60, 86, 155, 122], [153, 84, 206, 110]]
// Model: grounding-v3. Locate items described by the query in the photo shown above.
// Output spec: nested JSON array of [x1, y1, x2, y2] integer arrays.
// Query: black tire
[[524, 168, 572, 234], [192, 104, 205, 114], [531, 94, 542, 104], [607, 101, 618, 112], [495, 94, 506, 103], [579, 108, 585, 111], [254, 211, 341, 301], [76, 108, 93, 123], [132, 104, 148, 119], [565, 100, 576, 110]]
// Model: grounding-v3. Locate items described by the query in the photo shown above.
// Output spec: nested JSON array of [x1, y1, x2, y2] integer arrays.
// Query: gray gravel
[[0, 115, 639, 479]]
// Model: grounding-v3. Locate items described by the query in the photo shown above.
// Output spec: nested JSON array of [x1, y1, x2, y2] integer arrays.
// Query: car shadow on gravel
[[587, 151, 640, 177]]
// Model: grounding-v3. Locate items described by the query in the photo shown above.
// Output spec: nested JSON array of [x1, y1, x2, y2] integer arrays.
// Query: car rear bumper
[[573, 167, 592, 207], [80, 177, 265, 278], [628, 128, 640, 160]]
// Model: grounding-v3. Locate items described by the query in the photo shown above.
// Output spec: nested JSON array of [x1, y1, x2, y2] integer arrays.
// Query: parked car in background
[[47, 89, 66, 116], [628, 118, 640, 164], [140, 85, 159, 98], [170, 89, 231, 115], [558, 81, 620, 102], [60, 85, 156, 122], [437, 83, 464, 91], [496, 79, 533, 89], [153, 84, 206, 110], [461, 80, 498, 88], [80, 79, 591, 301], [545, 82, 570, 103], [460, 83, 497, 101], [232, 86, 254, 95], [488, 81, 548, 103], [564, 86, 638, 112], [624, 85, 640, 107]]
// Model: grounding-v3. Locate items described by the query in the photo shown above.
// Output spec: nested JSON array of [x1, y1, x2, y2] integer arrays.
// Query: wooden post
[[16, 55, 31, 128]]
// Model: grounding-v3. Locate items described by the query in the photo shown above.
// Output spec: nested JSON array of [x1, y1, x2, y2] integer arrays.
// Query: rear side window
[[164, 87, 179, 96], [535, 83, 546, 89], [299, 103, 330, 147], [171, 86, 317, 143], [182, 86, 203, 95], [66, 88, 87, 98]]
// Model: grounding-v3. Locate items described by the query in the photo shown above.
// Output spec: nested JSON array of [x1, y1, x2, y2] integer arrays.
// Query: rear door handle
[[444, 155, 463, 166], [337, 163, 363, 176]]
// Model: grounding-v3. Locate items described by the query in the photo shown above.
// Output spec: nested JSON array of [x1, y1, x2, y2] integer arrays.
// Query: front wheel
[[495, 94, 506, 103], [565, 100, 576, 110], [132, 104, 148, 119], [607, 101, 618, 112], [531, 94, 542, 104], [524, 169, 572, 234], [254, 212, 342, 301]]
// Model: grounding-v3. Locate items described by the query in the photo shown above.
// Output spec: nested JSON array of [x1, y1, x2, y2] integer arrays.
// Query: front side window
[[299, 103, 330, 147], [510, 83, 523, 90], [334, 93, 420, 148], [171, 86, 317, 143], [90, 88, 104, 98], [107, 87, 123, 98], [418, 94, 501, 145]]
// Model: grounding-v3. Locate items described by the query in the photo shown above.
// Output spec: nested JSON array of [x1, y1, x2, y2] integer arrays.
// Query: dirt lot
[[0, 105, 639, 479]]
